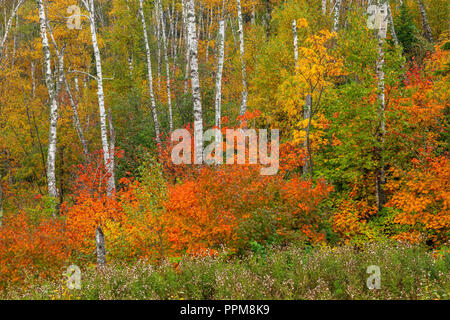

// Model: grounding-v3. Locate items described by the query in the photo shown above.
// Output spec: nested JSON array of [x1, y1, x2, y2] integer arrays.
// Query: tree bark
[[236, 0, 248, 116], [333, 0, 342, 32], [416, 0, 433, 43], [386, 1, 399, 45], [292, 20, 298, 62], [37, 0, 59, 200], [375, 3, 387, 212], [215, 2, 226, 131], [157, 0, 174, 132], [0, 0, 24, 63], [186, 0, 203, 164], [139, 0, 162, 146], [83, 0, 115, 195]]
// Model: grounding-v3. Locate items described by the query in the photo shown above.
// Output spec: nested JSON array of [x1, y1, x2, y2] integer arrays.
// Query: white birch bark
[[292, 20, 298, 62], [215, 3, 226, 130], [82, 0, 115, 194], [387, 1, 399, 45], [333, 0, 342, 32], [37, 0, 59, 200], [236, 0, 248, 116], [375, 2, 387, 211], [0, 0, 24, 62], [322, 0, 327, 15], [139, 0, 162, 146], [186, 0, 203, 164], [416, 0, 433, 43], [158, 0, 174, 132]]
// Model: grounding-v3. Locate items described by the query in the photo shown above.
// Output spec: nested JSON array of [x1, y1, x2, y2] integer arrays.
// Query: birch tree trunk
[[215, 3, 226, 131], [37, 0, 59, 200], [139, 0, 162, 146], [0, 0, 24, 63], [84, 0, 115, 195], [375, 3, 387, 212], [292, 20, 298, 62], [322, 0, 327, 15], [182, 0, 190, 95], [333, 0, 342, 32], [158, 0, 174, 132], [186, 0, 203, 164], [387, 1, 399, 45], [416, 0, 433, 43], [236, 0, 248, 116]]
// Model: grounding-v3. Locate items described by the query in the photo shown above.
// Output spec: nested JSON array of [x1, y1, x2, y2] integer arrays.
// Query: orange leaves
[[386, 156, 450, 246]]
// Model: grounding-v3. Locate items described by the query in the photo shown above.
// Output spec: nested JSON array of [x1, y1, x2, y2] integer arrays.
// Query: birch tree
[[157, 0, 174, 132], [416, 0, 433, 43], [186, 0, 203, 164], [0, 0, 24, 63], [81, 0, 115, 196], [81, 0, 114, 266], [139, 0, 162, 146], [333, 0, 342, 32], [374, 1, 388, 212], [36, 0, 59, 201], [215, 1, 227, 131], [236, 0, 248, 116]]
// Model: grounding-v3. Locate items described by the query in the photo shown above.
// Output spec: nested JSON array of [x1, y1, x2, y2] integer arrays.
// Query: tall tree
[[236, 0, 248, 116], [139, 0, 162, 146], [36, 0, 59, 201], [186, 0, 203, 164], [215, 1, 227, 131], [416, 0, 433, 43]]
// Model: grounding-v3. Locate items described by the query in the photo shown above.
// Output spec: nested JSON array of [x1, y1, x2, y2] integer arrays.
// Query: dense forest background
[[0, 0, 448, 298]]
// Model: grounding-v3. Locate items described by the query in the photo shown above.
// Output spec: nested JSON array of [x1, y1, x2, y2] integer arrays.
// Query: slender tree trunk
[[63, 75, 89, 159], [186, 0, 203, 164], [387, 1, 399, 45], [37, 0, 59, 201], [85, 0, 115, 195], [236, 0, 248, 116], [215, 3, 226, 130], [322, 0, 327, 15], [0, 0, 24, 63], [333, 0, 342, 32], [158, 0, 174, 132], [95, 226, 106, 266], [139, 0, 162, 146], [303, 94, 312, 177], [292, 20, 298, 62], [416, 0, 433, 43], [375, 3, 387, 212], [182, 0, 190, 95]]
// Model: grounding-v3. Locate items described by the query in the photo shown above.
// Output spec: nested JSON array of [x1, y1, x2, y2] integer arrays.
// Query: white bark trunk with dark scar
[[139, 0, 162, 146], [95, 226, 106, 266], [158, 0, 174, 132], [186, 0, 203, 164], [237, 0, 248, 116], [416, 0, 433, 43], [215, 4, 226, 130], [37, 0, 59, 200], [333, 0, 342, 32], [84, 0, 115, 194], [292, 20, 298, 62], [322, 0, 327, 15]]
